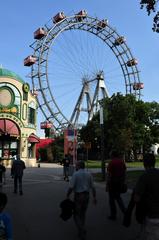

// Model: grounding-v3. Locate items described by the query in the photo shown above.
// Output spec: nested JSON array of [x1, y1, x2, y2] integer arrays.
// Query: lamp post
[[100, 103, 105, 180]]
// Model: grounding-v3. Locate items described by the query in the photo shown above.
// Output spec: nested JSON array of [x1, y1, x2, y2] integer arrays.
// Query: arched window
[[28, 101, 36, 126]]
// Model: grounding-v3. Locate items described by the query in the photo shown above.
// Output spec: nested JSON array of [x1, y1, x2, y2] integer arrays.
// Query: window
[[4, 142, 9, 149], [10, 142, 17, 149], [28, 107, 35, 124], [0, 138, 18, 159], [23, 92, 28, 101], [28, 101, 36, 126]]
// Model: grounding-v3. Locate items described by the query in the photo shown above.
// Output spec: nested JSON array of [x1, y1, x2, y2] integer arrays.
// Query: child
[[0, 192, 12, 240]]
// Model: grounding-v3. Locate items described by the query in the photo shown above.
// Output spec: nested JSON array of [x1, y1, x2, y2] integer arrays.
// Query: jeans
[[14, 175, 23, 192], [63, 166, 69, 180], [108, 191, 126, 217], [74, 192, 89, 237]]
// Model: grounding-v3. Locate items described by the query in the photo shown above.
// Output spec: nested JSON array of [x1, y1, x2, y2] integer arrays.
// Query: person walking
[[66, 160, 97, 240], [62, 155, 70, 181], [2, 162, 6, 185], [134, 152, 159, 240], [0, 192, 13, 240], [0, 159, 6, 191], [10, 153, 17, 177], [106, 150, 126, 220], [11, 155, 26, 195]]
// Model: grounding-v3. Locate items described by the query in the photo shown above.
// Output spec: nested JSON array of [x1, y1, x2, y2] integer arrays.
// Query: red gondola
[[127, 59, 138, 67], [53, 12, 66, 23], [114, 36, 126, 46], [75, 10, 87, 21], [24, 55, 37, 66], [40, 121, 53, 129], [34, 28, 46, 40], [133, 83, 144, 90], [97, 19, 108, 31]]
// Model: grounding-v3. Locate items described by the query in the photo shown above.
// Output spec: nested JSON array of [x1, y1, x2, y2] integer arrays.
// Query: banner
[[64, 128, 77, 165]]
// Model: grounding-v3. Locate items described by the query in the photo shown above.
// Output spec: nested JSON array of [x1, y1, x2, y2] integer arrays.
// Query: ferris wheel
[[24, 10, 144, 132]]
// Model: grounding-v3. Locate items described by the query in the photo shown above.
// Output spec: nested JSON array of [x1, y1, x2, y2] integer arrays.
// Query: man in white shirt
[[67, 160, 96, 240]]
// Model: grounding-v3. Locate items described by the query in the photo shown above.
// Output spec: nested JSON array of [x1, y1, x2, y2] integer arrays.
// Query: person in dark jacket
[[134, 153, 159, 240], [62, 155, 70, 181], [11, 155, 26, 195], [106, 150, 126, 220], [0, 159, 6, 190]]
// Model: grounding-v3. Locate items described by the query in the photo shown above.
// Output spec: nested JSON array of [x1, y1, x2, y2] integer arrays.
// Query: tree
[[79, 114, 102, 160], [79, 93, 159, 161], [140, 0, 159, 32], [52, 135, 64, 162]]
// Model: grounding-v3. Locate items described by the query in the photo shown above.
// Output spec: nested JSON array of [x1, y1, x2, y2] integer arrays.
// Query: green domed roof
[[0, 68, 24, 83]]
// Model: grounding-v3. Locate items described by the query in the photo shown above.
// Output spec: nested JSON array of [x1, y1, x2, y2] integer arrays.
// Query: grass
[[86, 160, 144, 169], [86, 160, 102, 168], [86, 156, 159, 188], [92, 170, 144, 189], [87, 156, 159, 169]]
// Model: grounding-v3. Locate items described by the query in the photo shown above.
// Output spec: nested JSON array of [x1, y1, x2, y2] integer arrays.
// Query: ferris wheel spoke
[[25, 11, 143, 131], [54, 33, 92, 77]]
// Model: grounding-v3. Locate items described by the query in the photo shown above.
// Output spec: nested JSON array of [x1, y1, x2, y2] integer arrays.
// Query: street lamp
[[100, 103, 105, 180]]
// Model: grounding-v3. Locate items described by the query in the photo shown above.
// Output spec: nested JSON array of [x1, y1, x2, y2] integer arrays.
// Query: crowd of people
[[0, 151, 159, 240], [63, 151, 159, 240]]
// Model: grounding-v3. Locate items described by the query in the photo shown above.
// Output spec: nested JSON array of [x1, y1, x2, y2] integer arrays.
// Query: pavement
[[2, 163, 141, 240]]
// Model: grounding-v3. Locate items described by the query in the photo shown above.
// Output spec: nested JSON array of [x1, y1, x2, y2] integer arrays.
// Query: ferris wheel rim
[[30, 12, 141, 131]]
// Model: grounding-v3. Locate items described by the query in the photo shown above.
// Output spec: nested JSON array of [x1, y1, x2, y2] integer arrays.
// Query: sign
[[40, 121, 53, 129], [84, 142, 91, 149], [64, 128, 77, 165]]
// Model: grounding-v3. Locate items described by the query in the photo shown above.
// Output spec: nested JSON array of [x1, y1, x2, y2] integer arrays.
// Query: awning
[[28, 133, 40, 143], [0, 119, 20, 137]]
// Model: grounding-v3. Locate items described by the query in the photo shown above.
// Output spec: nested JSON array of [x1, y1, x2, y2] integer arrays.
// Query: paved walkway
[[2, 164, 141, 240]]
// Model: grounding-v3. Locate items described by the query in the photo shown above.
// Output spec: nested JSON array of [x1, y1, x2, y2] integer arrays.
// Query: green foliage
[[38, 147, 48, 162], [52, 135, 64, 162], [106, 94, 136, 154], [140, 0, 159, 33], [79, 93, 159, 161]]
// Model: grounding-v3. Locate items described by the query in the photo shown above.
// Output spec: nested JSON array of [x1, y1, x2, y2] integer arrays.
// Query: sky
[[0, 0, 158, 137]]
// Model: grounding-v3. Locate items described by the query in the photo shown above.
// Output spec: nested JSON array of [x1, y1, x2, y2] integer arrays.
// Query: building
[[0, 67, 39, 167]]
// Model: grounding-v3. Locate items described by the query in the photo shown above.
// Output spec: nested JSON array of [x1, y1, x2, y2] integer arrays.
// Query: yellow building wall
[[0, 76, 38, 167]]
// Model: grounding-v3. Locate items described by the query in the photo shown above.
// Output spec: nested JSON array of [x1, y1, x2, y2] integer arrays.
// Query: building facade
[[0, 68, 39, 167]]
